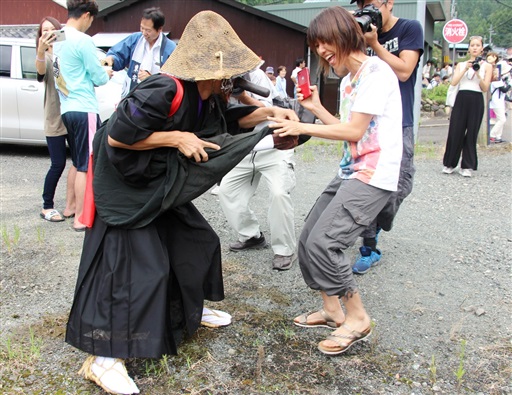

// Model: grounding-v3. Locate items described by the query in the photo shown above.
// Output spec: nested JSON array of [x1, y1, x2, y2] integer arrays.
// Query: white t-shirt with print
[[338, 57, 403, 192]]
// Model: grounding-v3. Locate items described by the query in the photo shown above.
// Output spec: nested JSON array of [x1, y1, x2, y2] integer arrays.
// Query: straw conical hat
[[161, 11, 261, 81]]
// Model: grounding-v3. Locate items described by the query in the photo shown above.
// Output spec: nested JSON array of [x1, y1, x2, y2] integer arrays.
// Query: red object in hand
[[297, 68, 311, 99]]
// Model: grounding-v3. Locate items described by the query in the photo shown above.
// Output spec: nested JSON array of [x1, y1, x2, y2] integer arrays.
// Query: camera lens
[[472, 63, 480, 71]]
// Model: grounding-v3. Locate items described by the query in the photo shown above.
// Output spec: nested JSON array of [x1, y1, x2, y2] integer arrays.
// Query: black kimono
[[65, 75, 269, 359]]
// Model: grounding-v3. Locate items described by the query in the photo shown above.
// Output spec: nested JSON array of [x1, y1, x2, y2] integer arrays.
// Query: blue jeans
[[42, 135, 69, 209]]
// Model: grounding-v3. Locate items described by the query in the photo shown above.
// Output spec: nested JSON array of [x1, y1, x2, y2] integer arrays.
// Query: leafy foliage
[[422, 84, 449, 104]]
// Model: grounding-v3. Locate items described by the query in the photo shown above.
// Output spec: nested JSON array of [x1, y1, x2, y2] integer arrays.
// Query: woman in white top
[[269, 6, 402, 356], [442, 36, 492, 177]]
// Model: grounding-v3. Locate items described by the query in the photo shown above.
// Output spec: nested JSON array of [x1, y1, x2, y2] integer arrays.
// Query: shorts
[[62, 112, 100, 172]]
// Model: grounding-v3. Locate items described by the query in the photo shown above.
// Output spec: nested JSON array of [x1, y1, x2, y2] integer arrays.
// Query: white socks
[[201, 307, 232, 328], [92, 356, 140, 394]]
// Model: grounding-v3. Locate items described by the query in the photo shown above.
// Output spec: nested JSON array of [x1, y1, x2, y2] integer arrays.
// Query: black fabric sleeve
[[108, 74, 179, 145]]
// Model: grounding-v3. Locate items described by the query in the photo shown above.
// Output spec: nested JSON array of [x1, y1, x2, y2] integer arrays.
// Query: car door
[[17, 45, 45, 142], [0, 44, 20, 141]]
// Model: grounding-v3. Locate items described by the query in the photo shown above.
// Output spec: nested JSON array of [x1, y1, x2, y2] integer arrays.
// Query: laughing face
[[316, 41, 347, 76]]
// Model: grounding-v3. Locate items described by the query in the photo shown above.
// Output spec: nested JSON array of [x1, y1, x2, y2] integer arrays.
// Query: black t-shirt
[[369, 19, 424, 127]]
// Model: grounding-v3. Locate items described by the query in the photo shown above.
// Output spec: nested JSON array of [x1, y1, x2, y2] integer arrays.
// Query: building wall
[[0, 1, 67, 25]]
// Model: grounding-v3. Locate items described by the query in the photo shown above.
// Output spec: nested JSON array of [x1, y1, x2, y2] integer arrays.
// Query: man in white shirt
[[290, 57, 306, 98]]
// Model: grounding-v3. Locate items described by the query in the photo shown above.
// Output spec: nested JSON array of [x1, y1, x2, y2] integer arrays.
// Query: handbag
[[446, 84, 459, 107]]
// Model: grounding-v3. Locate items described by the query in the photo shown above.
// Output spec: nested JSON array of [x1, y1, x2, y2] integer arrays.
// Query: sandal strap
[[297, 309, 338, 328], [319, 309, 338, 328], [79, 355, 134, 394]]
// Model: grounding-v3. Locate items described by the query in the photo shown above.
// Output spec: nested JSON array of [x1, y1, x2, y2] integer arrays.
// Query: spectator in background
[[489, 60, 511, 143], [290, 57, 306, 98], [428, 72, 441, 89], [103, 7, 176, 97], [36, 16, 76, 223], [423, 60, 433, 79], [53, 0, 112, 232], [351, 0, 423, 274], [442, 36, 492, 177], [218, 68, 297, 271], [275, 65, 288, 99], [440, 62, 453, 80], [265, 66, 274, 78]]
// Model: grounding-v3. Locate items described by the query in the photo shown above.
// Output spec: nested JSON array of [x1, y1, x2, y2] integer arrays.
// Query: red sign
[[443, 19, 468, 44]]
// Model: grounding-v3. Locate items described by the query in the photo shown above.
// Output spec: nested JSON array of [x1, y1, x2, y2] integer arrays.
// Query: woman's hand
[[297, 85, 321, 112], [268, 117, 306, 137], [176, 132, 221, 163], [38, 31, 55, 52]]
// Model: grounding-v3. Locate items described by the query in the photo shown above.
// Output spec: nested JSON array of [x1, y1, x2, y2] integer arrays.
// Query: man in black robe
[[66, 11, 299, 395]]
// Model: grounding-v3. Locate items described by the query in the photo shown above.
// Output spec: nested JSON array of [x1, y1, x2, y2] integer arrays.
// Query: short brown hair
[[307, 6, 366, 75]]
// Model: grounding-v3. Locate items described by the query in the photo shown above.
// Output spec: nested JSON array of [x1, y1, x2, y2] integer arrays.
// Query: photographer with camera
[[442, 36, 493, 177], [350, 0, 424, 275], [489, 60, 512, 143]]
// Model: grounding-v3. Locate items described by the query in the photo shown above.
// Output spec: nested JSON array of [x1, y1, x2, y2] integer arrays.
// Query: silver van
[[0, 37, 123, 145]]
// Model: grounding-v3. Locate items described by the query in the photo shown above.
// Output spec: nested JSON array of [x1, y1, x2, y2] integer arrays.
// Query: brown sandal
[[294, 309, 342, 329], [318, 323, 371, 355]]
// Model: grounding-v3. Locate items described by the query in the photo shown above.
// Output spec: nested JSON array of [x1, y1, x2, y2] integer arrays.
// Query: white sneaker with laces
[[459, 168, 472, 177], [442, 166, 455, 174]]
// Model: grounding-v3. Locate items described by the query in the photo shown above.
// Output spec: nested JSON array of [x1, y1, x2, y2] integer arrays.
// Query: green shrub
[[422, 84, 449, 104]]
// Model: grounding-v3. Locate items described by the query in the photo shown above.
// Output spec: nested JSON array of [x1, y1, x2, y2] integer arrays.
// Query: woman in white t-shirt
[[269, 6, 402, 356]]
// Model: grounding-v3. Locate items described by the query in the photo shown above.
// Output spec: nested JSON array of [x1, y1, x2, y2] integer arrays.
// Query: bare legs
[[73, 170, 87, 229], [63, 165, 77, 218]]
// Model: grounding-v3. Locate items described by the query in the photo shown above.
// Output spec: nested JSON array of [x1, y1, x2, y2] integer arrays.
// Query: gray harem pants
[[298, 176, 391, 297]]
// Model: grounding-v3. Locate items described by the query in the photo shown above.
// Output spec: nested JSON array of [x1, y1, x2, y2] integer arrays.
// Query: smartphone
[[52, 29, 66, 42], [297, 67, 311, 99]]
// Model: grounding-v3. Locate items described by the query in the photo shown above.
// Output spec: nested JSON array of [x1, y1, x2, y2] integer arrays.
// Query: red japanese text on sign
[[443, 19, 468, 44]]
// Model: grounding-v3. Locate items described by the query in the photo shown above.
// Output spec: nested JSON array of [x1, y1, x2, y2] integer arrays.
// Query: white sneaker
[[459, 168, 472, 177], [201, 307, 232, 328], [442, 166, 455, 174], [79, 356, 140, 394]]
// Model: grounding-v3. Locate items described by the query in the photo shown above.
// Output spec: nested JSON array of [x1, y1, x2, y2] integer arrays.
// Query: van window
[[21, 46, 37, 79], [0, 45, 11, 77]]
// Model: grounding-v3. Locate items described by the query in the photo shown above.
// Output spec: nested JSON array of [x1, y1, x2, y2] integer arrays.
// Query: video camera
[[353, 4, 383, 33]]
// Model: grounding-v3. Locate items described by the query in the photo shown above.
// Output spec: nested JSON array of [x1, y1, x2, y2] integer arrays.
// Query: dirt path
[[1, 141, 510, 394]]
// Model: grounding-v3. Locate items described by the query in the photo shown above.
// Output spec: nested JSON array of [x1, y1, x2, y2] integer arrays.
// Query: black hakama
[[66, 76, 269, 358]]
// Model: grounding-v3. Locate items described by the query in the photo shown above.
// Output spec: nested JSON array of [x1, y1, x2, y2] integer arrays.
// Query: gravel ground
[[0, 138, 511, 394]]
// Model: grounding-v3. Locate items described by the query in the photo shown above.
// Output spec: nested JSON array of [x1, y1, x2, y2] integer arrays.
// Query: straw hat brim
[[161, 11, 262, 81]]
